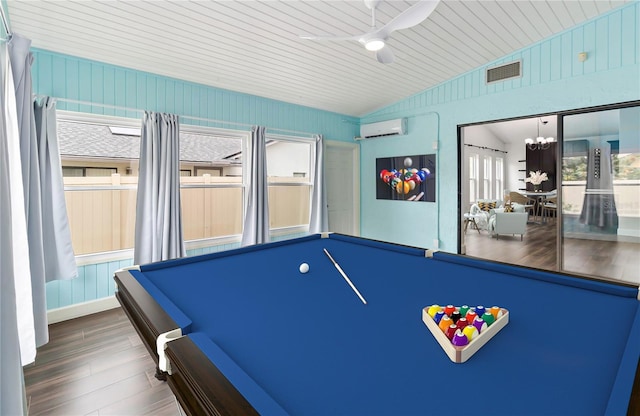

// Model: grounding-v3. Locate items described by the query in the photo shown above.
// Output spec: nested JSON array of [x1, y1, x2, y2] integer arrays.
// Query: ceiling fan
[[300, 0, 440, 64]]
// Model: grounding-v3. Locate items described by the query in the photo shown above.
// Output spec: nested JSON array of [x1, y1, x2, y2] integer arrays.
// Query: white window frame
[[483, 156, 493, 199], [58, 110, 250, 263], [495, 157, 504, 201], [264, 133, 316, 237], [468, 154, 479, 203]]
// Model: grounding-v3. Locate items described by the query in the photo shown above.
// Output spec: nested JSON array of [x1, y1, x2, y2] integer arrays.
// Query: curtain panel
[[241, 125, 270, 246], [134, 111, 185, 264], [33, 97, 78, 282], [0, 39, 31, 415], [9, 33, 50, 351], [309, 134, 328, 234]]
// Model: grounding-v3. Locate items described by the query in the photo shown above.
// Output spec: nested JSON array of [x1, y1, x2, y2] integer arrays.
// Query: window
[[179, 129, 245, 241], [59, 111, 314, 258], [495, 157, 504, 200], [560, 103, 640, 283], [194, 167, 222, 176], [562, 155, 587, 180], [483, 156, 492, 199], [62, 166, 117, 177], [58, 111, 248, 256], [266, 137, 313, 231], [58, 113, 140, 255], [468, 154, 479, 202]]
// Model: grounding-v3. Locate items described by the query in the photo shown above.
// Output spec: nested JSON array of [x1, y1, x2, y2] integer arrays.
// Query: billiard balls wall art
[[376, 154, 436, 202]]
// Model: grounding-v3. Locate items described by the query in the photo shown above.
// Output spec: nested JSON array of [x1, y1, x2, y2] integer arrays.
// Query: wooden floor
[[463, 220, 558, 270], [462, 218, 640, 285], [24, 308, 181, 416]]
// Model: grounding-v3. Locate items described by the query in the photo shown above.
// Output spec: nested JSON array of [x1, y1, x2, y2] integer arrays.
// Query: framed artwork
[[376, 154, 436, 202]]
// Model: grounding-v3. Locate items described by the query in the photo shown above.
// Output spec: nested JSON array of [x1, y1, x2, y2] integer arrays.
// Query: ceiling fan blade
[[375, 46, 394, 64], [380, 0, 439, 35]]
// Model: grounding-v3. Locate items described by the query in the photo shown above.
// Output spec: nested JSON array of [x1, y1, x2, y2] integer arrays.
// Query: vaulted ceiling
[[5, 0, 630, 117]]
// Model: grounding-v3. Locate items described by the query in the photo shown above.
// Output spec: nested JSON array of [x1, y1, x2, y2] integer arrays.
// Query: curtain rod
[[464, 143, 508, 154], [50, 97, 316, 138], [0, 6, 11, 38]]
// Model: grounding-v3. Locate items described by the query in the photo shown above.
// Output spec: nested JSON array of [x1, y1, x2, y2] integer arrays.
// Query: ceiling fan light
[[536, 136, 545, 144], [365, 39, 385, 51], [546, 137, 555, 142], [525, 138, 534, 145]]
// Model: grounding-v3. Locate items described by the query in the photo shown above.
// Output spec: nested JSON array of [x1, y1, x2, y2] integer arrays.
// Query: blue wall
[[359, 2, 640, 251], [31, 49, 359, 141]]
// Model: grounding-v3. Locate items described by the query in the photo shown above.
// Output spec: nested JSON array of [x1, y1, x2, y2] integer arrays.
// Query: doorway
[[559, 103, 640, 284], [459, 115, 559, 271], [325, 140, 360, 236], [459, 101, 640, 286]]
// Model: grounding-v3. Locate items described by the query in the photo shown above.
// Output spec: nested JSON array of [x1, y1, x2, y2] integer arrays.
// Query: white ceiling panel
[[5, 0, 630, 116]]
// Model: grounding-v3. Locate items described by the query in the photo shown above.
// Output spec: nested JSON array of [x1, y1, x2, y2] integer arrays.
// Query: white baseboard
[[47, 296, 120, 324]]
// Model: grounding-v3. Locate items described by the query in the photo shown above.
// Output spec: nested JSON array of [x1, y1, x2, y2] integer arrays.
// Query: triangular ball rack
[[422, 305, 509, 363]]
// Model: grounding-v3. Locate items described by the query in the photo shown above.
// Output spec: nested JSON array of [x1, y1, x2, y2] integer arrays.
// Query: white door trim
[[325, 140, 360, 236]]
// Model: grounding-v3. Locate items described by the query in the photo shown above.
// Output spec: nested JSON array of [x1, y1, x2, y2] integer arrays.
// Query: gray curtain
[[1, 39, 30, 416], [34, 97, 77, 283], [10, 34, 53, 354], [309, 134, 328, 234], [9, 34, 49, 350], [241, 126, 270, 246], [134, 111, 185, 264], [579, 142, 618, 229]]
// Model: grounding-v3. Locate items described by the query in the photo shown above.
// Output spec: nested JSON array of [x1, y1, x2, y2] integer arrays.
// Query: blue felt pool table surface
[[129, 234, 640, 415]]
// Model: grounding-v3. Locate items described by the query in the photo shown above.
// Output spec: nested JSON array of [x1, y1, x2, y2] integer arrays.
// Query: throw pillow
[[503, 203, 513, 213], [477, 201, 496, 212]]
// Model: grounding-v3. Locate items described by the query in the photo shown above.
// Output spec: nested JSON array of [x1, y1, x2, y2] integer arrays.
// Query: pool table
[[114, 233, 640, 416]]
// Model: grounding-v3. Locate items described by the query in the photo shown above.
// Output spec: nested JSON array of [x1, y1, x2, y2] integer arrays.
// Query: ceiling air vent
[[486, 60, 521, 84]]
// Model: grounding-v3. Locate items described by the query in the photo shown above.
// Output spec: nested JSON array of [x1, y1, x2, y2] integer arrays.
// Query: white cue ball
[[404, 157, 413, 167], [299, 263, 310, 274]]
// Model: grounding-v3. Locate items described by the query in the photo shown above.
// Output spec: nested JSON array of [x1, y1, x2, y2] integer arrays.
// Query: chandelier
[[525, 118, 555, 150]]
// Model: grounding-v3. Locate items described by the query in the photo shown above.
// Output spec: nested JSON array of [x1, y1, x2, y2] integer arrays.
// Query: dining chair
[[509, 192, 537, 222], [541, 196, 557, 223]]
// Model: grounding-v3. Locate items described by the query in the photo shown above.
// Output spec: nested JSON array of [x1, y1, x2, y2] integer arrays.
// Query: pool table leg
[[629, 357, 640, 416], [155, 366, 168, 381]]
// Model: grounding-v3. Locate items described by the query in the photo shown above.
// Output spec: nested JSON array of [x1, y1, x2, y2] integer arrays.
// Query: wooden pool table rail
[[115, 269, 257, 416]]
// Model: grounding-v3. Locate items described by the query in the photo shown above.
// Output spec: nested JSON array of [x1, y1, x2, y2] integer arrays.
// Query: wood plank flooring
[[462, 220, 640, 285], [24, 308, 181, 416], [463, 221, 558, 270]]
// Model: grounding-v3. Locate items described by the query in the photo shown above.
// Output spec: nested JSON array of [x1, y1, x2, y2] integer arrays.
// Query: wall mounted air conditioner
[[358, 118, 407, 140]]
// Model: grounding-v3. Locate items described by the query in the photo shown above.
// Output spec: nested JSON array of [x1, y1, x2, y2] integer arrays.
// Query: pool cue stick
[[323, 248, 367, 305]]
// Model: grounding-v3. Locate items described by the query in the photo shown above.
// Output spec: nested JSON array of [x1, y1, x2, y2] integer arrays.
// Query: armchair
[[509, 192, 536, 222], [489, 211, 528, 240]]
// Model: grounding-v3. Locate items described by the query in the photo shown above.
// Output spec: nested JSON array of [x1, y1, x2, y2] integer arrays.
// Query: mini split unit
[[357, 118, 407, 140]]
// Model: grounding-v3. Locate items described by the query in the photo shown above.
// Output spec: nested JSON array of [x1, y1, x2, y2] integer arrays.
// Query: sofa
[[468, 199, 502, 230]]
